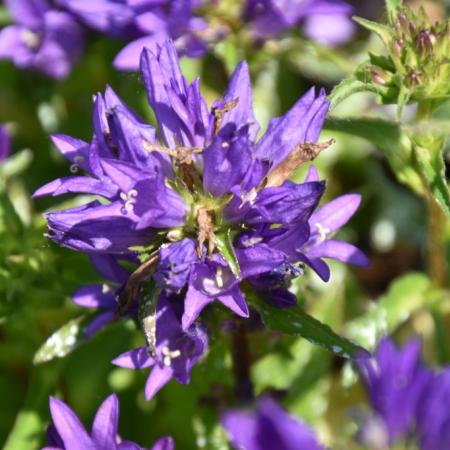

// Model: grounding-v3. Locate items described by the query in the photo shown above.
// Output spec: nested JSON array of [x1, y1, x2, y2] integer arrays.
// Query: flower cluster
[[244, 0, 355, 47], [0, 0, 355, 78], [44, 394, 173, 449], [36, 40, 367, 398], [358, 338, 450, 450]]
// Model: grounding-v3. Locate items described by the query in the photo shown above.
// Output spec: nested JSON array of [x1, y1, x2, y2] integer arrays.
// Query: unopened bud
[[371, 67, 390, 86], [393, 38, 404, 56], [417, 30, 435, 55]]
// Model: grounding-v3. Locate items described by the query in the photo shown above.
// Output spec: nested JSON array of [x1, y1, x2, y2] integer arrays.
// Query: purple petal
[[235, 244, 287, 278], [255, 87, 329, 170], [182, 283, 213, 330], [145, 365, 174, 400], [309, 194, 361, 234], [304, 165, 319, 182], [49, 397, 95, 450], [91, 394, 119, 450], [90, 254, 131, 284], [32, 176, 118, 199], [151, 436, 175, 450], [72, 284, 116, 309], [221, 61, 260, 140], [84, 311, 116, 338], [112, 347, 155, 370], [50, 134, 91, 172], [4, 0, 48, 28], [218, 286, 249, 319], [307, 240, 370, 266]]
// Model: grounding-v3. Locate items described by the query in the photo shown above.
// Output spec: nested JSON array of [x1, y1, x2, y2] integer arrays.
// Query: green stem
[[416, 100, 448, 287]]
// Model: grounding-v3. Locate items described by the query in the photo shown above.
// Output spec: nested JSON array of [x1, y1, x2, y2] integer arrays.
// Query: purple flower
[[0, 0, 84, 79], [0, 125, 11, 162], [222, 397, 324, 450], [113, 1, 211, 71], [357, 338, 433, 446], [37, 41, 366, 395], [71, 254, 133, 337], [417, 368, 450, 450], [243, 0, 355, 46], [112, 290, 208, 400], [45, 393, 174, 449]]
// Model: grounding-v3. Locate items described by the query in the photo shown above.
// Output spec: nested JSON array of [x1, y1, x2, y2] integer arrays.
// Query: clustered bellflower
[[44, 393, 174, 450], [35, 40, 368, 398], [357, 338, 450, 450], [222, 397, 324, 450], [0, 0, 83, 79], [0, 0, 355, 77]]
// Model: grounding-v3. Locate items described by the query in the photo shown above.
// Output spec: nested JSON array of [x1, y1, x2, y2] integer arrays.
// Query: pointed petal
[[304, 165, 319, 182], [49, 397, 95, 450], [112, 347, 155, 369], [307, 240, 369, 266], [221, 61, 260, 140], [235, 244, 286, 278], [182, 284, 213, 330], [255, 87, 329, 169], [91, 394, 119, 450], [310, 194, 361, 233], [33, 176, 118, 199], [218, 286, 249, 318], [72, 284, 116, 309], [84, 311, 116, 338], [145, 365, 173, 400]]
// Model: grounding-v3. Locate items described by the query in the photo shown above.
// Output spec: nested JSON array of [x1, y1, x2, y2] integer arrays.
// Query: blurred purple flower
[[0, 0, 84, 79], [44, 393, 174, 449], [417, 368, 450, 450], [0, 125, 11, 162], [112, 290, 208, 400], [222, 397, 324, 450], [357, 338, 433, 446], [243, 0, 355, 46]]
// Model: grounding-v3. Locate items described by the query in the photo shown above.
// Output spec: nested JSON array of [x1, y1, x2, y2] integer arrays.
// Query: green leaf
[[328, 74, 374, 110], [385, 0, 402, 15], [215, 229, 240, 278], [324, 117, 423, 194], [413, 144, 450, 217], [255, 301, 368, 359], [33, 316, 87, 364], [346, 273, 433, 348], [353, 16, 392, 44]]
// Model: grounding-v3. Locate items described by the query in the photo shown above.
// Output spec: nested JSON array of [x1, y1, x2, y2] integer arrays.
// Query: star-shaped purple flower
[[36, 40, 367, 396], [222, 397, 324, 450], [0, 0, 84, 79], [44, 393, 174, 449]]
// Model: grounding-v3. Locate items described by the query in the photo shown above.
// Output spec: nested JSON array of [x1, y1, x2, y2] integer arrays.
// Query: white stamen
[[315, 223, 330, 241], [21, 29, 40, 50], [120, 189, 138, 214], [239, 188, 258, 209]]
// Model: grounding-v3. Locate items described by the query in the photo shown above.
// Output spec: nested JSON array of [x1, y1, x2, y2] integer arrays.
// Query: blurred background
[[1, 0, 449, 449]]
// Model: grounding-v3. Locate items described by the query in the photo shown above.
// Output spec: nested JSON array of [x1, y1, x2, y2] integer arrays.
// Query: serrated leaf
[[215, 229, 240, 278], [33, 316, 87, 364], [255, 301, 368, 359], [353, 16, 392, 44], [346, 272, 433, 348], [414, 144, 450, 217]]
